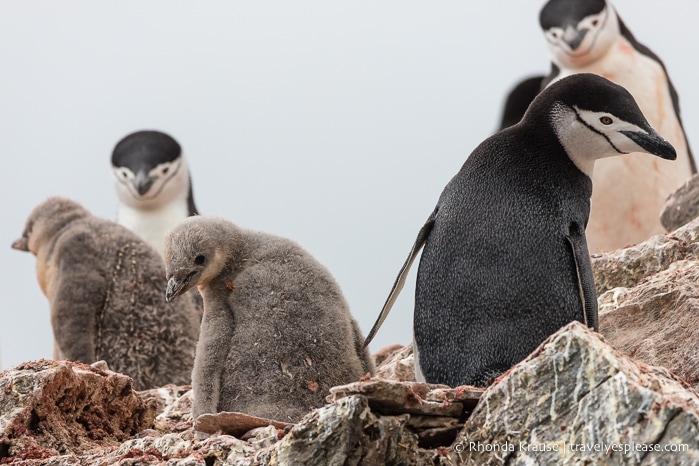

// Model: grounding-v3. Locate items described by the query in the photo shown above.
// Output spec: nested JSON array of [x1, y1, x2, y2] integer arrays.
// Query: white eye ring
[[599, 116, 613, 125]]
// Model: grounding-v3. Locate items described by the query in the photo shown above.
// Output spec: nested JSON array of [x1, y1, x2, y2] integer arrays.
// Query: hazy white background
[[1, 1, 695, 369]]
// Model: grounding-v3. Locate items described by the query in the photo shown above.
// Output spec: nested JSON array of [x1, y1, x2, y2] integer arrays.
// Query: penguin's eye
[[599, 116, 613, 125], [121, 171, 129, 179], [162, 166, 170, 175], [591, 19, 599, 27], [194, 255, 206, 265]]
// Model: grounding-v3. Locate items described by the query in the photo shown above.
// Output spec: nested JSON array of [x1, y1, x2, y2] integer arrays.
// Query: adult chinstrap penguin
[[365, 73, 676, 388], [500, 0, 694, 252], [112, 130, 199, 256]]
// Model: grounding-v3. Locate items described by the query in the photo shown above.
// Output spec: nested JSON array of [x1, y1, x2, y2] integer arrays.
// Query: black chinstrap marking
[[569, 105, 627, 154]]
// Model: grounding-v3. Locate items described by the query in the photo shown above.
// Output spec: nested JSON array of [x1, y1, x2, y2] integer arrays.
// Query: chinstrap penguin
[[163, 215, 375, 422], [500, 0, 694, 252], [12, 197, 200, 390], [365, 73, 676, 387], [112, 130, 199, 256]]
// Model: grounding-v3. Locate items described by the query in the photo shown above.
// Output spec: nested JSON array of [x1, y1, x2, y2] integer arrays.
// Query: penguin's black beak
[[564, 26, 588, 51], [165, 272, 194, 302], [620, 130, 677, 161], [134, 170, 155, 196], [11, 237, 29, 252]]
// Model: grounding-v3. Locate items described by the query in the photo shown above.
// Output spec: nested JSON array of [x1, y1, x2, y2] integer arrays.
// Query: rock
[[372, 344, 406, 367], [599, 259, 699, 389], [140, 386, 195, 432], [194, 411, 292, 437], [451, 321, 699, 464], [0, 359, 157, 461], [591, 217, 699, 295], [374, 344, 416, 382], [328, 379, 482, 418], [270, 395, 443, 465], [329, 379, 483, 450], [660, 173, 699, 231]]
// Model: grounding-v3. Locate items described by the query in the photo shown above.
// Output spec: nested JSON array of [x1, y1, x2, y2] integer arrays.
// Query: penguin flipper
[[498, 75, 546, 130], [541, 62, 561, 89], [363, 207, 438, 348], [566, 223, 599, 331]]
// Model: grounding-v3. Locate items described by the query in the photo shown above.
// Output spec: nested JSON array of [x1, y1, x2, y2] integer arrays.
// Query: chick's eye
[[600, 116, 613, 125], [195, 255, 206, 265], [162, 166, 169, 175], [591, 19, 599, 27]]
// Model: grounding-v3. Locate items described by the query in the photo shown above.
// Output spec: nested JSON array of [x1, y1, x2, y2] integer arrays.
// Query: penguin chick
[[365, 74, 676, 388], [12, 197, 200, 390], [112, 130, 199, 256], [507, 0, 694, 252], [164, 216, 375, 422]]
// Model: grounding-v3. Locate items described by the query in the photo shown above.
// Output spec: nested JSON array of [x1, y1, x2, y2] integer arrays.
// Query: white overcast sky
[[1, 1, 695, 369]]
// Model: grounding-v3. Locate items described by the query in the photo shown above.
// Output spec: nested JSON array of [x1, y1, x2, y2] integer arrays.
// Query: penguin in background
[[112, 130, 199, 257], [12, 197, 201, 390], [498, 0, 695, 252], [498, 75, 546, 130], [364, 74, 676, 388]]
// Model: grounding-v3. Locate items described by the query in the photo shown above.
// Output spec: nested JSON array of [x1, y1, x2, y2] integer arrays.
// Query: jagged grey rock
[[661, 173, 699, 232], [139, 385, 194, 433], [270, 395, 441, 465], [374, 344, 417, 382], [450, 321, 699, 465], [599, 259, 699, 389], [592, 216, 699, 295], [329, 379, 483, 450], [328, 379, 481, 418]]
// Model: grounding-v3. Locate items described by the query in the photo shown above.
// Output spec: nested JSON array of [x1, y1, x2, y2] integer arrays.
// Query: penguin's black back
[[415, 112, 592, 387]]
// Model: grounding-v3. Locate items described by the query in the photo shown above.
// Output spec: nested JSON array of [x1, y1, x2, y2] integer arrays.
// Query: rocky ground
[[3, 191, 699, 465]]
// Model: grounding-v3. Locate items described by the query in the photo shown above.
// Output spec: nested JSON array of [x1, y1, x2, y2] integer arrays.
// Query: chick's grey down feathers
[[164, 216, 374, 422], [12, 197, 200, 390], [366, 74, 676, 388]]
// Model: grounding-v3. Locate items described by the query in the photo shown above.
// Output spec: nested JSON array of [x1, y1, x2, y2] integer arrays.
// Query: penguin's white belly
[[413, 336, 426, 383], [117, 202, 189, 257], [552, 38, 693, 252]]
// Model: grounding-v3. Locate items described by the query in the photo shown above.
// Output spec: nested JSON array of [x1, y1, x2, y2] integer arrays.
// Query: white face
[[551, 104, 664, 177], [544, 6, 620, 68], [112, 156, 190, 209]]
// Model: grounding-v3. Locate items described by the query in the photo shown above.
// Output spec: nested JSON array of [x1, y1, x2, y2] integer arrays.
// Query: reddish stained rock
[[194, 411, 292, 437], [0, 360, 156, 461]]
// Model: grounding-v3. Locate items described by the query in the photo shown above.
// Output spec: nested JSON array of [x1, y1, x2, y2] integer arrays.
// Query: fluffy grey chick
[[12, 197, 200, 390], [164, 215, 374, 422]]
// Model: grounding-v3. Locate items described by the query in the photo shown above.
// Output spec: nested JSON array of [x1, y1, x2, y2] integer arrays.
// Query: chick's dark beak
[[12, 237, 29, 251], [165, 276, 187, 302]]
